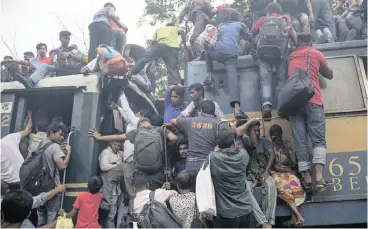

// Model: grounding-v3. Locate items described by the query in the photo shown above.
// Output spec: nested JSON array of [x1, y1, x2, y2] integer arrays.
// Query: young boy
[[59, 176, 103, 228]]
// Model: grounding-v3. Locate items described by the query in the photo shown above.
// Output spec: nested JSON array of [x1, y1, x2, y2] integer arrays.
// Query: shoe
[[234, 109, 246, 119], [12, 73, 32, 88], [262, 105, 272, 120], [345, 29, 357, 41], [203, 73, 214, 86]]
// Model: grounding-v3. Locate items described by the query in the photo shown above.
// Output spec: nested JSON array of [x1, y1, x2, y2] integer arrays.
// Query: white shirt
[[27, 132, 47, 159], [133, 189, 178, 214], [1, 133, 24, 183], [180, 98, 225, 120], [99, 146, 123, 195], [118, 93, 139, 162]]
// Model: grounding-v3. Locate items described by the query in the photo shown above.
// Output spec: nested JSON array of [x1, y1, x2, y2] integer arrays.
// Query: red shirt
[[288, 46, 328, 106], [38, 57, 52, 64], [73, 192, 102, 228], [251, 13, 294, 35], [217, 4, 228, 13]]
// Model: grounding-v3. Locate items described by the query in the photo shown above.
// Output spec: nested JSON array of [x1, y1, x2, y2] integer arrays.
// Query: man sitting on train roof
[[178, 83, 224, 120], [1, 56, 14, 82]]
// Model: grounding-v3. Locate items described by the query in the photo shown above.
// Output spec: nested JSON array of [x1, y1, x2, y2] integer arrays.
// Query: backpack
[[97, 45, 129, 76], [257, 16, 289, 62], [134, 127, 163, 174], [19, 142, 56, 196], [138, 191, 182, 228]]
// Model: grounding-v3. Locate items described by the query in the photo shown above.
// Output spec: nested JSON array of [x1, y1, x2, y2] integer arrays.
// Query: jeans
[[37, 195, 61, 226], [29, 59, 55, 86], [116, 193, 129, 228], [258, 58, 287, 108], [311, 0, 336, 40], [131, 72, 151, 93], [215, 213, 251, 228], [206, 49, 240, 108], [100, 162, 137, 210], [316, 27, 334, 43], [130, 43, 180, 86], [190, 12, 209, 55], [88, 21, 112, 62], [290, 13, 310, 33], [111, 29, 127, 53], [105, 195, 119, 228], [290, 102, 327, 172], [145, 61, 157, 93]]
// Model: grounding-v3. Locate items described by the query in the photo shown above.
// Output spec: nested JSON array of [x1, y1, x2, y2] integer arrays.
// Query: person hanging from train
[[88, 116, 178, 209], [98, 141, 123, 228], [177, 0, 214, 59], [129, 22, 186, 87], [204, 8, 256, 120], [239, 118, 277, 226], [178, 83, 224, 120], [110, 15, 128, 54], [287, 32, 334, 192], [268, 124, 306, 227], [252, 2, 298, 119]]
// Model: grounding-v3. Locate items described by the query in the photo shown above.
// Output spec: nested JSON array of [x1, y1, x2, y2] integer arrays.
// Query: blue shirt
[[214, 21, 255, 55], [164, 90, 184, 123]]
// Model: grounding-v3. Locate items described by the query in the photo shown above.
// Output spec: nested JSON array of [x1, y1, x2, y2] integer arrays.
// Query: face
[[50, 130, 64, 143], [110, 141, 122, 153], [250, 125, 261, 139], [178, 144, 188, 158], [60, 35, 70, 47], [37, 46, 47, 57], [189, 88, 201, 101], [171, 91, 181, 106], [24, 54, 32, 62]]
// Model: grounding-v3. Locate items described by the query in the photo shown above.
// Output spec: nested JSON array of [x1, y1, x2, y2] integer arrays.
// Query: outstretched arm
[[88, 128, 127, 141]]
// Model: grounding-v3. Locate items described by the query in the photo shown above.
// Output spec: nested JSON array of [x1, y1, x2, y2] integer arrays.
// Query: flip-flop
[[315, 180, 333, 192], [301, 178, 312, 192], [295, 218, 305, 227]]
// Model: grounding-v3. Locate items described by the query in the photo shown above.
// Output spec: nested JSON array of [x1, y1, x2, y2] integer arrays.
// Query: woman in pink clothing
[[59, 176, 103, 228]]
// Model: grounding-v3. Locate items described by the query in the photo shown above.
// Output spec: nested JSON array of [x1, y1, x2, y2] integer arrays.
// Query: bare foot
[[263, 223, 272, 228], [295, 214, 305, 227]]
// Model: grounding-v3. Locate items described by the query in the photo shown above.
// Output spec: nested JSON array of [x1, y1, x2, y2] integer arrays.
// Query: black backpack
[[138, 191, 182, 228], [19, 142, 56, 196], [134, 127, 163, 174], [257, 16, 289, 62]]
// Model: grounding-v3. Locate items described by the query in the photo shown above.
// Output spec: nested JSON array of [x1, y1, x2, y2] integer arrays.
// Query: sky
[[0, 0, 229, 59]]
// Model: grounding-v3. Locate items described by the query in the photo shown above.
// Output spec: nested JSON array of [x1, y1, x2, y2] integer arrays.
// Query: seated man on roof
[[1, 56, 14, 82], [53, 30, 83, 76]]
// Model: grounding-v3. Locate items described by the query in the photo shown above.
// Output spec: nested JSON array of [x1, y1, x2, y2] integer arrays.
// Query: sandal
[[301, 178, 312, 192], [315, 180, 333, 192], [295, 218, 305, 227]]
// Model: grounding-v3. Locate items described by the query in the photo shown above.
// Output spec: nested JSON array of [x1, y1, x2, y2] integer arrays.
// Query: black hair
[[1, 190, 33, 223], [297, 32, 313, 47], [178, 138, 188, 146], [36, 43, 47, 51], [104, 2, 116, 9], [59, 30, 71, 39], [228, 8, 241, 22], [166, 22, 175, 26], [23, 52, 35, 58], [49, 49, 57, 56], [35, 117, 50, 132], [189, 83, 204, 97], [133, 170, 149, 190], [51, 116, 64, 123], [217, 122, 235, 149], [1, 181, 9, 197], [176, 171, 192, 190], [150, 114, 164, 127], [198, 100, 215, 115], [172, 86, 185, 98], [46, 122, 67, 136], [3, 56, 13, 60], [267, 2, 282, 14], [269, 124, 283, 141], [87, 176, 103, 194]]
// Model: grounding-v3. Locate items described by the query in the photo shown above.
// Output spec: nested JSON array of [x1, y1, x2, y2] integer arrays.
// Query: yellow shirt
[[153, 26, 180, 48]]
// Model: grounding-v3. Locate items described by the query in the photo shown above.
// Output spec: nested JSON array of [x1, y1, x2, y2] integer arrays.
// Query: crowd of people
[[0, 0, 364, 228]]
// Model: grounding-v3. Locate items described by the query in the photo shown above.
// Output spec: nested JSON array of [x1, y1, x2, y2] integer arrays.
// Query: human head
[[171, 86, 185, 106], [166, 22, 175, 27], [178, 139, 188, 158], [104, 2, 116, 11], [35, 117, 49, 133], [1, 190, 33, 224], [150, 114, 164, 127], [247, 121, 261, 139], [297, 32, 313, 47], [36, 43, 48, 58], [49, 49, 57, 58], [59, 30, 71, 48], [198, 100, 215, 116], [23, 52, 35, 61], [175, 171, 192, 193], [87, 176, 103, 194], [267, 2, 282, 15], [133, 170, 149, 192], [269, 124, 283, 143], [243, 13, 252, 29], [217, 122, 235, 149], [189, 83, 204, 102], [110, 141, 122, 153], [47, 122, 67, 143], [137, 117, 151, 128], [3, 56, 13, 61]]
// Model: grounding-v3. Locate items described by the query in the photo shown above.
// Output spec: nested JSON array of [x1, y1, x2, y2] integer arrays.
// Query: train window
[[321, 56, 366, 113]]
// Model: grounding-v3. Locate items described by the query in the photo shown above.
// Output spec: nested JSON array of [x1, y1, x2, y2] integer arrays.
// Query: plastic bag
[[195, 157, 217, 216], [56, 214, 74, 228]]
